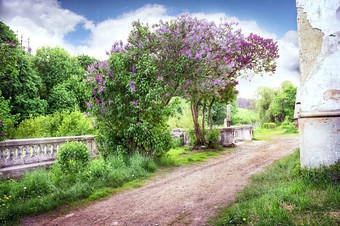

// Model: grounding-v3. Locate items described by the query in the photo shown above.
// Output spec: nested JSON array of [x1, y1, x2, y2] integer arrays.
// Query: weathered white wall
[[297, 0, 340, 167]]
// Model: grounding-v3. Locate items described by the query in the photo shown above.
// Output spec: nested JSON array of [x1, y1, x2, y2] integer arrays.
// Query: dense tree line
[[255, 81, 297, 124], [0, 22, 97, 140]]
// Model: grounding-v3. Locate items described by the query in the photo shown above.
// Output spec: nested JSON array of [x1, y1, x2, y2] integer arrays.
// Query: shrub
[[54, 141, 90, 174], [13, 110, 96, 139], [280, 124, 298, 134], [171, 136, 184, 148], [205, 128, 220, 149], [262, 122, 276, 129]]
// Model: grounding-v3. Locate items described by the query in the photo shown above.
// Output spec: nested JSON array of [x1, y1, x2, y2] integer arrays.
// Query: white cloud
[[75, 4, 173, 59], [0, 0, 300, 98], [237, 30, 300, 99], [0, 0, 90, 55]]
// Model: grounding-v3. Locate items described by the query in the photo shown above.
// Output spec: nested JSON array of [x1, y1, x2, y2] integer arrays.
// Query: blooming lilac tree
[[86, 15, 279, 155]]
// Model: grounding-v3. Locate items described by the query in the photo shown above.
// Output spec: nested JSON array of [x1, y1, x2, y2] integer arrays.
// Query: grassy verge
[[164, 147, 232, 166], [253, 126, 298, 141], [209, 151, 340, 225], [0, 146, 232, 225]]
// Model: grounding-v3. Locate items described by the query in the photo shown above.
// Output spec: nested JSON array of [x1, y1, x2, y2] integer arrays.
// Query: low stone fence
[[171, 125, 253, 147], [218, 125, 253, 146], [0, 135, 97, 178], [0, 126, 252, 178]]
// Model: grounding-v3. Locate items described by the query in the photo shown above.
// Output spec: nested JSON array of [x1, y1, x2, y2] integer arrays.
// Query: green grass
[[0, 153, 156, 225], [164, 147, 233, 166], [253, 127, 298, 141], [0, 146, 233, 225], [209, 151, 340, 225]]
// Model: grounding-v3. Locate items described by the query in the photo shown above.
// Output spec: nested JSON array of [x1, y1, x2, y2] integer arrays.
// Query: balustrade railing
[[0, 135, 97, 170]]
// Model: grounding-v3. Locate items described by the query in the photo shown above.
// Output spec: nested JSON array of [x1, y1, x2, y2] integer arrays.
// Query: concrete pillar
[[296, 0, 340, 167]]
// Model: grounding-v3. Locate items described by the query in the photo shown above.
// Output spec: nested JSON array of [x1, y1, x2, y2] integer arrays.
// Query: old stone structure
[[296, 0, 340, 167], [0, 135, 97, 177]]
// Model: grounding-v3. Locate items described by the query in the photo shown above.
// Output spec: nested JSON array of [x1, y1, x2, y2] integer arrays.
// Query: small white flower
[[24, 187, 26, 190]]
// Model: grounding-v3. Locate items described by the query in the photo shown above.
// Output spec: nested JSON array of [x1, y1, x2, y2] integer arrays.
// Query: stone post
[[225, 104, 231, 127], [296, 0, 340, 167]]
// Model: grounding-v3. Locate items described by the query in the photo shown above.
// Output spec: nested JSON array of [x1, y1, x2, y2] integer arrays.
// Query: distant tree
[[255, 86, 278, 124], [0, 23, 47, 120], [0, 90, 19, 141], [270, 81, 297, 123], [255, 81, 297, 124], [33, 47, 87, 113], [76, 54, 98, 71]]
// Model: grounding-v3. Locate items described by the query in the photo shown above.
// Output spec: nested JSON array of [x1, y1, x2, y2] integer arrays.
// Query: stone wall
[[296, 0, 340, 167], [1, 126, 253, 178]]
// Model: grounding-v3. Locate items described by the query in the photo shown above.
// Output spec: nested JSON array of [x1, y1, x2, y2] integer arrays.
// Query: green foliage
[[262, 122, 276, 129], [12, 110, 96, 139], [47, 83, 78, 113], [0, 48, 47, 121], [255, 81, 297, 125], [210, 151, 340, 225], [33, 46, 87, 113], [76, 54, 98, 71], [87, 53, 173, 158], [280, 124, 298, 134], [205, 128, 220, 149], [270, 81, 297, 123], [231, 106, 257, 125], [255, 86, 278, 124], [0, 22, 46, 120], [54, 141, 90, 174], [0, 90, 19, 141], [0, 22, 19, 75], [167, 98, 194, 130]]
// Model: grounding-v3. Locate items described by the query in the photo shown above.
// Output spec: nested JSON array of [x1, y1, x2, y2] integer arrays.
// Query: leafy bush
[[262, 122, 276, 129], [0, 90, 19, 141], [12, 110, 96, 139], [187, 128, 197, 148], [205, 128, 220, 149], [54, 141, 90, 174], [280, 124, 298, 134], [171, 136, 184, 148]]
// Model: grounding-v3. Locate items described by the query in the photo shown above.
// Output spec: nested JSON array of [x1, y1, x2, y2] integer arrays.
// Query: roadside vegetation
[[209, 151, 340, 225]]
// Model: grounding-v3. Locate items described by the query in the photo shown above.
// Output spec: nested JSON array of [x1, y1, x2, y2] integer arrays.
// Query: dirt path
[[23, 135, 298, 226]]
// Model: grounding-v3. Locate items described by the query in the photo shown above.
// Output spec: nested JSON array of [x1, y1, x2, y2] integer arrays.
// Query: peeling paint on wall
[[323, 90, 340, 101], [297, 8, 324, 86]]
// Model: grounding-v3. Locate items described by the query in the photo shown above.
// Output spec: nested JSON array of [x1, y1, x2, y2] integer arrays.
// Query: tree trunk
[[208, 99, 215, 130], [190, 100, 204, 146], [202, 103, 206, 133]]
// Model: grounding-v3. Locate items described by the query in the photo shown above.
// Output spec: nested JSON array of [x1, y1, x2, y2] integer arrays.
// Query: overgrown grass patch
[[253, 127, 298, 141], [209, 151, 340, 225], [0, 152, 156, 225], [165, 147, 232, 166]]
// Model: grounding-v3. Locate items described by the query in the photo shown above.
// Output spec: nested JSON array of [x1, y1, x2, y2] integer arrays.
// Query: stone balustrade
[[0, 126, 252, 177], [218, 125, 253, 146], [0, 135, 97, 177]]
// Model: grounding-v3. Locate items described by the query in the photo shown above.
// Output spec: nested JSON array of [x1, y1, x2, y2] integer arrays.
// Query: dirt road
[[23, 135, 298, 226]]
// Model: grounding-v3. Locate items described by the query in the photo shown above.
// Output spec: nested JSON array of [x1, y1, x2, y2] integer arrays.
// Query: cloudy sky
[[0, 0, 300, 99]]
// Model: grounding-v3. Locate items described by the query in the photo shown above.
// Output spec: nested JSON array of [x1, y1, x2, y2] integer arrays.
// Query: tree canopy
[[86, 15, 279, 156]]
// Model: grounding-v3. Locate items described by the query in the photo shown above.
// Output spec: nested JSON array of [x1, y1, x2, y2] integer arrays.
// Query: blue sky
[[0, 0, 300, 98], [61, 0, 297, 46]]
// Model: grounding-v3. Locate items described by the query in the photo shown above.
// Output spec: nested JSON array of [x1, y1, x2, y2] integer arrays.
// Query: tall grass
[[209, 151, 340, 225], [0, 153, 156, 225], [0, 145, 231, 225]]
